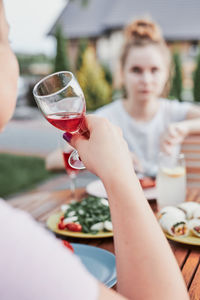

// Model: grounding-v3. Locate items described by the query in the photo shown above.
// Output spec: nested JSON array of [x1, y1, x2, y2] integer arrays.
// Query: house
[[49, 0, 200, 91]]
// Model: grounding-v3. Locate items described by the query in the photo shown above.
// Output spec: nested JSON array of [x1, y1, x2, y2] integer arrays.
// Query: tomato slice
[[58, 221, 67, 230], [60, 215, 65, 221], [66, 223, 82, 232], [62, 240, 74, 253], [139, 177, 156, 189]]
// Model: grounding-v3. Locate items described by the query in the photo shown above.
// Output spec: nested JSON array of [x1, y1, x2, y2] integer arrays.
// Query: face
[[122, 45, 168, 103]]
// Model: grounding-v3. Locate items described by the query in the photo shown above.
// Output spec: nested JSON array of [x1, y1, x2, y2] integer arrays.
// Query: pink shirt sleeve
[[0, 199, 98, 300]]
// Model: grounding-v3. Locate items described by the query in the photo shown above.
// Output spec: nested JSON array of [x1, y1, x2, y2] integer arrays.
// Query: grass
[[0, 153, 55, 198]]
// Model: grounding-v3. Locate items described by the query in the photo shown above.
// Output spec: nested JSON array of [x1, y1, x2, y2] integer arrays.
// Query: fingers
[[67, 132, 87, 151], [162, 123, 186, 151]]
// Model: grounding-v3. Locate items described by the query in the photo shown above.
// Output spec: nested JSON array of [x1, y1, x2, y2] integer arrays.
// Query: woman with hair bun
[[96, 18, 200, 176]]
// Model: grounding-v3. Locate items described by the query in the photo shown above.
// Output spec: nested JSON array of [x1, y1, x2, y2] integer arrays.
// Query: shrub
[[76, 38, 88, 71], [54, 26, 71, 72], [193, 49, 200, 102], [77, 47, 112, 111], [170, 52, 183, 101]]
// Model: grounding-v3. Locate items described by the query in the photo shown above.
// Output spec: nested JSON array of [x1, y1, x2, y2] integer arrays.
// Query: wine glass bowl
[[33, 71, 86, 169]]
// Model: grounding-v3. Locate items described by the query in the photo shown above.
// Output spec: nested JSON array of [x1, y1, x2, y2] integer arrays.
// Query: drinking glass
[[33, 71, 86, 169], [60, 138, 79, 199], [156, 152, 186, 208]]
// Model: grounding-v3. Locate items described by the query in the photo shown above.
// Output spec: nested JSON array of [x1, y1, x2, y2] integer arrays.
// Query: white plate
[[86, 180, 157, 200]]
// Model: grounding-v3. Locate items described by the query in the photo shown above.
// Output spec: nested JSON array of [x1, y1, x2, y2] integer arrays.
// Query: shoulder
[[160, 98, 192, 110], [94, 99, 124, 124], [95, 99, 122, 115]]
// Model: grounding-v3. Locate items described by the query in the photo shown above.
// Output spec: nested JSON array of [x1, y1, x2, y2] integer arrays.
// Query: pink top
[[0, 199, 98, 300]]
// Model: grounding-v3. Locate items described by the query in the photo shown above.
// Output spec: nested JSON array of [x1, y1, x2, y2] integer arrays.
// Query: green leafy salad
[[59, 196, 113, 234]]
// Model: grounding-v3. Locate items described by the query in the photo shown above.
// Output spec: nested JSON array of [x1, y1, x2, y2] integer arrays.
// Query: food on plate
[[159, 213, 189, 237], [188, 219, 200, 237], [104, 220, 113, 232], [62, 240, 74, 252], [193, 207, 200, 219], [177, 202, 200, 219], [159, 206, 185, 219], [139, 177, 156, 189], [66, 223, 82, 232], [158, 201, 200, 239], [58, 196, 112, 234]]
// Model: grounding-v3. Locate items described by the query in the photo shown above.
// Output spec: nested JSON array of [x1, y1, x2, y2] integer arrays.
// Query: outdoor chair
[[181, 134, 200, 198]]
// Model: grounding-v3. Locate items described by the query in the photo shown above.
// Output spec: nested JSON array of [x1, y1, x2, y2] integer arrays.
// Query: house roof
[[48, 0, 116, 39], [49, 0, 200, 41]]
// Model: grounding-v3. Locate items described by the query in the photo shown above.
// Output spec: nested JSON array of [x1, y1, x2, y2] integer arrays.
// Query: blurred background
[[1, 0, 200, 198]]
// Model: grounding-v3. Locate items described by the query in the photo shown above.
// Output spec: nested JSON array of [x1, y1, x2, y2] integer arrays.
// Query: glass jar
[[156, 152, 186, 208]]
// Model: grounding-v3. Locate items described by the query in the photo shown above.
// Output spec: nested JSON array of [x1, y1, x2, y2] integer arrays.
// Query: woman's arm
[[68, 115, 189, 300], [161, 105, 200, 154]]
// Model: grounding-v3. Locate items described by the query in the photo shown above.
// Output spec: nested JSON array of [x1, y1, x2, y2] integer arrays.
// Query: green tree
[[54, 26, 71, 72], [77, 47, 112, 110], [76, 38, 88, 71], [101, 63, 113, 86], [193, 49, 200, 102], [170, 52, 183, 101]]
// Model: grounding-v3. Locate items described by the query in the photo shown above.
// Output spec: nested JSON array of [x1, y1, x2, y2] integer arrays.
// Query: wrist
[[101, 165, 137, 194]]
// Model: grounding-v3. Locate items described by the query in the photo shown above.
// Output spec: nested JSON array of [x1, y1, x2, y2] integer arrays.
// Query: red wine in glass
[[63, 151, 79, 175], [46, 112, 84, 133]]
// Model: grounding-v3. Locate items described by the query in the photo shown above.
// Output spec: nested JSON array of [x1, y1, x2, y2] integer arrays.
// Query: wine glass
[[60, 137, 79, 199], [33, 71, 86, 169]]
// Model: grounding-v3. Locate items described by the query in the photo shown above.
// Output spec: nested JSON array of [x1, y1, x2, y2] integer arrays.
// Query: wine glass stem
[[69, 173, 76, 199]]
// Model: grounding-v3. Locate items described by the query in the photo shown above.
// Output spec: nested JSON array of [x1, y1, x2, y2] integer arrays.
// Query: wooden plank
[[187, 178, 200, 183], [182, 135, 200, 145], [35, 189, 86, 222], [98, 238, 115, 254], [186, 158, 200, 162], [186, 167, 200, 174], [169, 242, 189, 268], [183, 149, 200, 154], [189, 260, 200, 300], [186, 189, 200, 202], [9, 192, 52, 210], [181, 250, 200, 288]]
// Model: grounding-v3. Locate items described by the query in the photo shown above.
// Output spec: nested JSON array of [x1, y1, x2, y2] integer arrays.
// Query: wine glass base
[[68, 150, 85, 170]]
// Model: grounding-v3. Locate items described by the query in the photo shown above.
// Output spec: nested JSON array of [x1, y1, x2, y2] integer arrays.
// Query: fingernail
[[63, 132, 72, 143]]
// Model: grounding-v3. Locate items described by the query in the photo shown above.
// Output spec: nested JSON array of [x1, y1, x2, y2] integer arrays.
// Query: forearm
[[183, 119, 200, 135], [103, 171, 189, 300]]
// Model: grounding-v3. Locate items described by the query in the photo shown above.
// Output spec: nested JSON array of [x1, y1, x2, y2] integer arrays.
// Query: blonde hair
[[121, 18, 171, 96]]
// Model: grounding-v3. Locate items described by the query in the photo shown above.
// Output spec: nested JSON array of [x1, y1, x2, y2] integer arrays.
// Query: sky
[[4, 0, 67, 56]]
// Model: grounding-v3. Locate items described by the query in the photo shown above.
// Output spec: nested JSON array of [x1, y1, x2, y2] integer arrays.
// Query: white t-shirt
[[95, 99, 192, 175], [0, 199, 98, 300]]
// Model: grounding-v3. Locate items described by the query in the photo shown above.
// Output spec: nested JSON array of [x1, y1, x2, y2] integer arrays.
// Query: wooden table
[[9, 188, 200, 299]]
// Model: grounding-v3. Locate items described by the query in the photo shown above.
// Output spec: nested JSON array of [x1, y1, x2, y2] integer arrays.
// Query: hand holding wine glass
[[33, 71, 86, 169], [64, 115, 134, 182]]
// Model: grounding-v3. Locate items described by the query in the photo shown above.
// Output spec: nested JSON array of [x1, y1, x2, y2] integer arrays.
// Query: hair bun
[[125, 18, 163, 43]]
